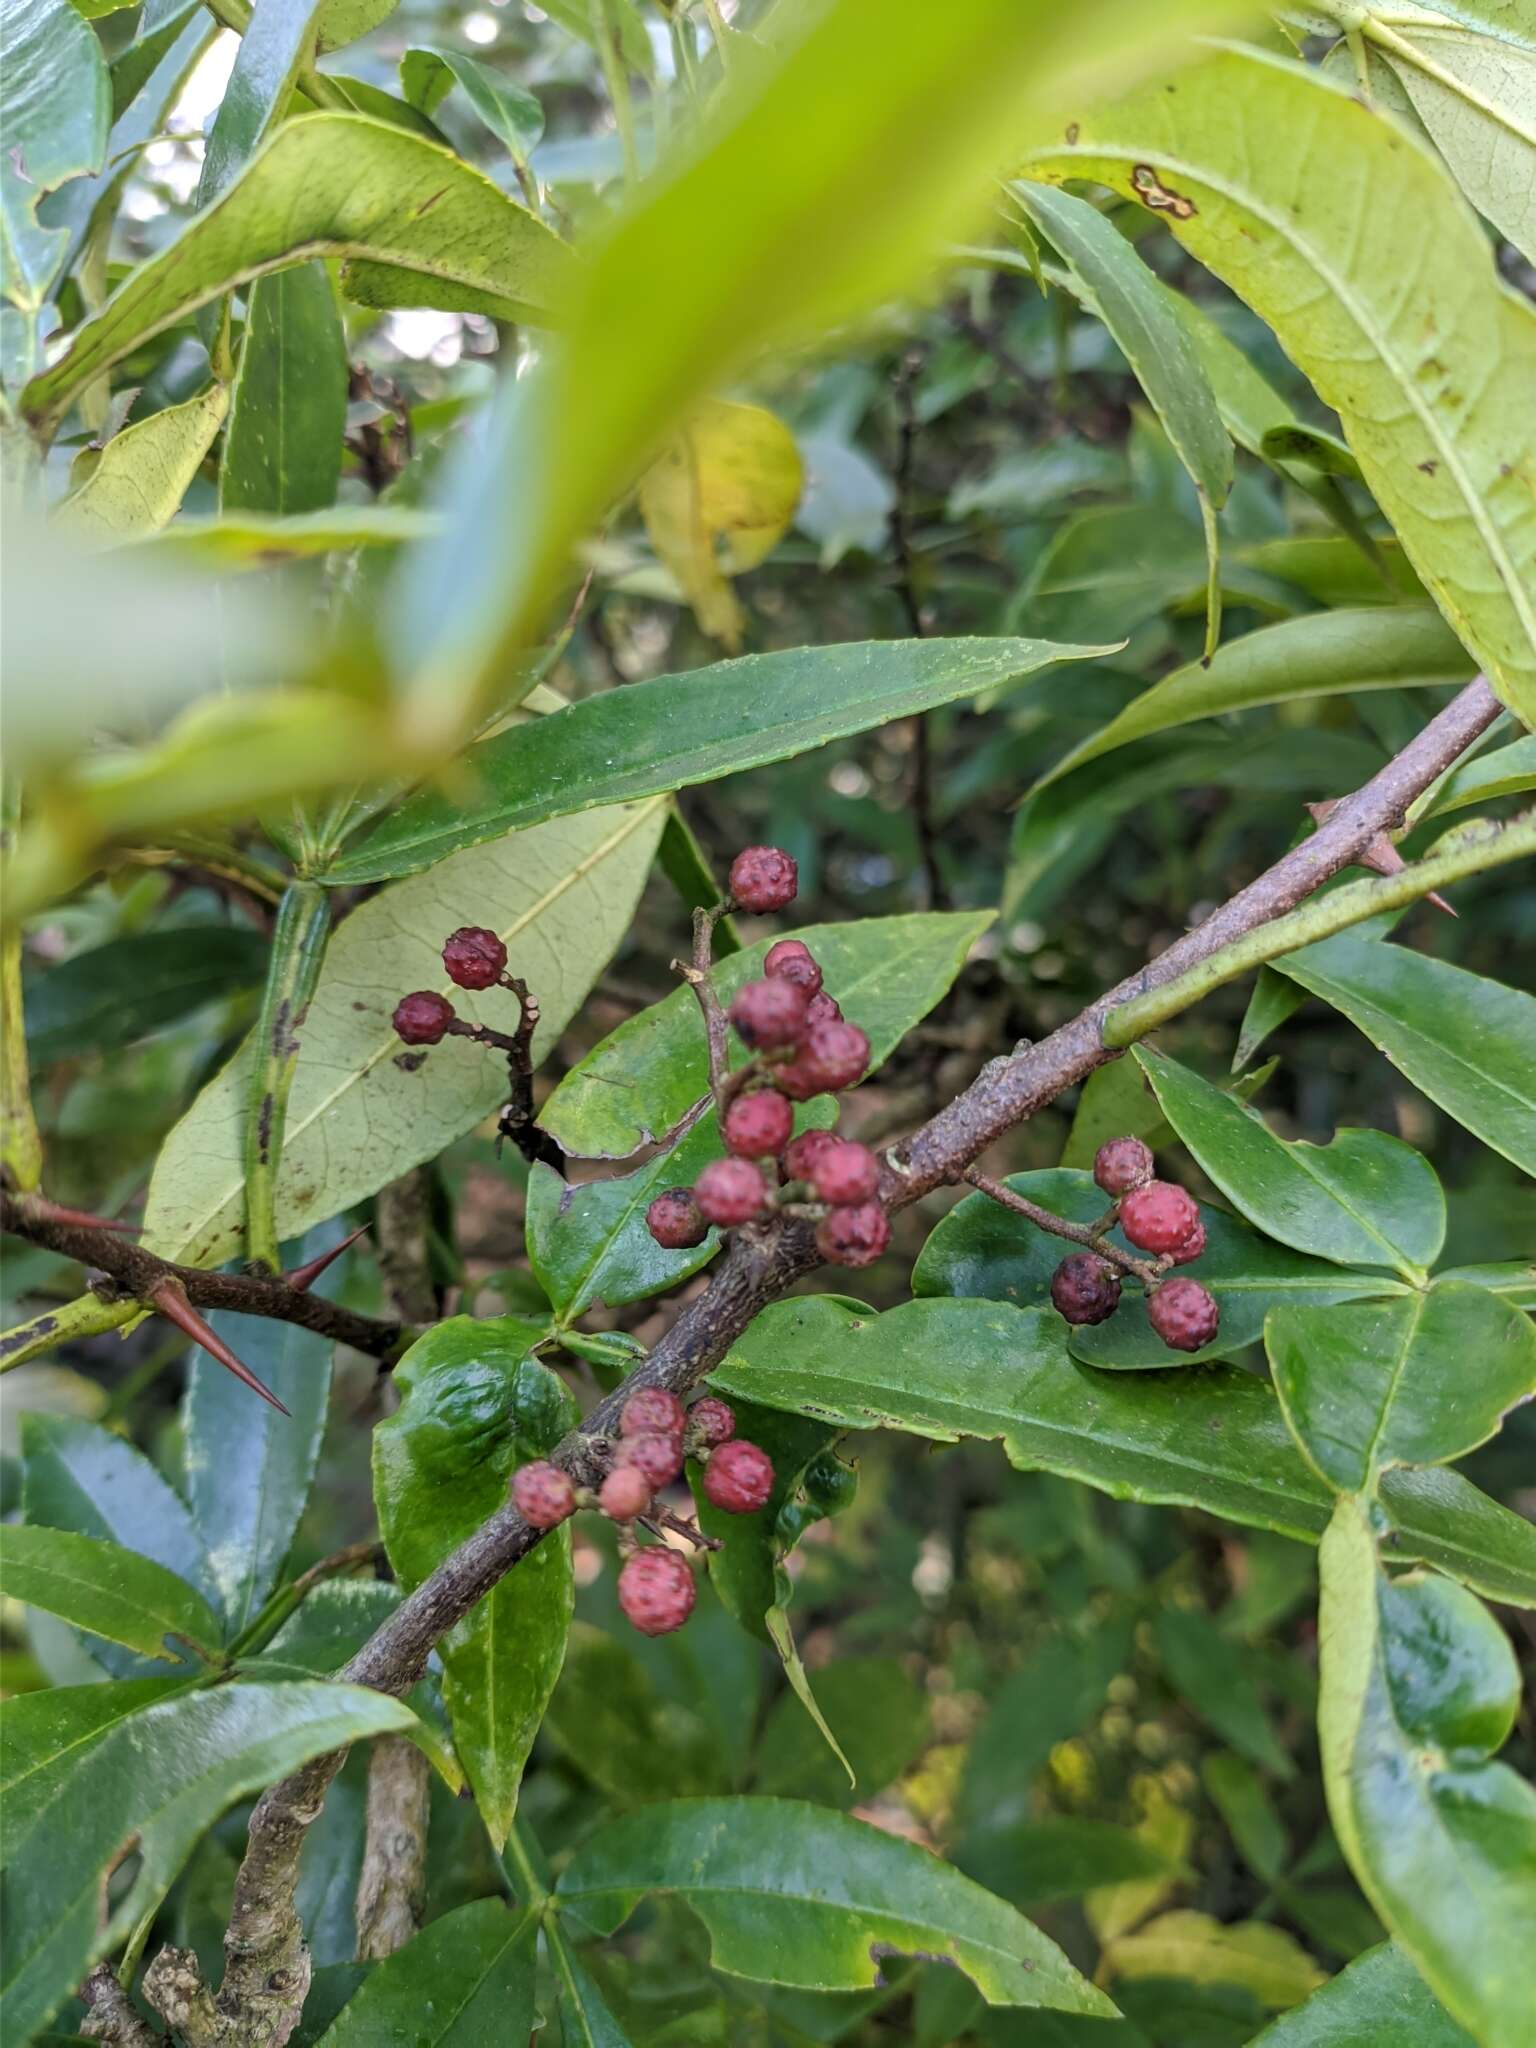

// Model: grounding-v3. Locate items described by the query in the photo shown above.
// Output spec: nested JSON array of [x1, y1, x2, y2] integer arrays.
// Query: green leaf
[[1100, 1911, 1324, 2009], [913, 1168, 1404, 1369], [710, 1296, 1536, 1604], [53, 383, 229, 543], [328, 638, 1109, 884], [220, 265, 347, 516], [0, 1676, 192, 1835], [1418, 732, 1536, 817], [0, 1679, 419, 2043], [314, 1899, 537, 2044], [1201, 1754, 1288, 1885], [1378, 13, 1536, 264], [1272, 931, 1536, 1176], [0, 0, 107, 349], [22, 114, 569, 437], [1247, 1941, 1477, 2047], [1020, 44, 1536, 727], [1035, 606, 1471, 789], [548, 1920, 633, 2048], [182, 1238, 344, 1631], [133, 503, 437, 569], [0, 1523, 221, 1661], [1267, 1282, 1536, 1497], [401, 49, 545, 159], [22, 926, 268, 1063], [1317, 1496, 1536, 2045], [555, 1796, 1116, 2015], [543, 1623, 722, 1806], [957, 1620, 1133, 1831], [1133, 1047, 1444, 1280], [140, 798, 667, 1267], [389, 0, 1229, 742], [249, 1578, 401, 1678], [374, 1316, 574, 1849], [1154, 1606, 1291, 1778], [20, 1411, 218, 1611], [1435, 1259, 1536, 1310], [1010, 183, 1231, 519], [1234, 967, 1307, 1075], [200, 0, 326, 205], [314, 0, 397, 54], [526, 1146, 721, 1323], [1061, 1060, 1172, 1171], [541, 909, 991, 1159], [957, 1818, 1186, 1915]]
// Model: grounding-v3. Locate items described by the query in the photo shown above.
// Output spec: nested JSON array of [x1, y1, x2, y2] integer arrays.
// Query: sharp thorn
[[32, 1198, 141, 1234], [150, 1281, 290, 1415], [284, 1225, 368, 1292]]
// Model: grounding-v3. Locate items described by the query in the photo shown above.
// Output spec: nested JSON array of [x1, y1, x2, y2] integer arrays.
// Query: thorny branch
[[129, 675, 1507, 2046]]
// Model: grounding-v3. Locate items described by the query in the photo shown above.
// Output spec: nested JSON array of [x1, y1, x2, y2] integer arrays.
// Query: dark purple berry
[[1049, 1254, 1121, 1326], [764, 938, 822, 995], [816, 1199, 889, 1267], [703, 1439, 775, 1514], [513, 1459, 575, 1529], [1120, 1181, 1201, 1255], [441, 926, 507, 990], [694, 1158, 769, 1226], [1093, 1136, 1155, 1197], [776, 1020, 871, 1101], [783, 1128, 838, 1182], [728, 977, 809, 1051], [723, 1089, 794, 1159], [646, 1187, 708, 1250], [1147, 1277, 1220, 1353], [393, 991, 455, 1045], [618, 1547, 696, 1635], [810, 1138, 880, 1207], [729, 846, 798, 914], [1168, 1218, 1207, 1267], [621, 1388, 686, 1437]]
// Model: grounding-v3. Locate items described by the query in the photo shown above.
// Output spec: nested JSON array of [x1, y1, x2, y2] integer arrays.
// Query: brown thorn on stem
[[11, 1192, 140, 1235], [962, 1168, 1165, 1285], [149, 1280, 291, 1415], [284, 1224, 369, 1292], [640, 1508, 722, 1553], [1305, 797, 1456, 915]]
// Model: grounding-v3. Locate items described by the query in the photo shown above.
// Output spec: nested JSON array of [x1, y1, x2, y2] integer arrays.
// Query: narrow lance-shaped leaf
[[1247, 1940, 1477, 2047], [1019, 44, 1536, 727], [220, 265, 348, 517], [329, 637, 1112, 884], [1317, 1497, 1536, 2046], [314, 1900, 538, 2045], [200, 0, 327, 205], [1273, 930, 1536, 1177], [556, 1796, 1116, 2015], [0, 1523, 222, 1663], [241, 880, 331, 1271], [22, 114, 570, 437], [1267, 1282, 1536, 1497]]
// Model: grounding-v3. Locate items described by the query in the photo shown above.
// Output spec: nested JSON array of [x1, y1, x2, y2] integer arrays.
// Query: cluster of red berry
[[393, 926, 513, 1043], [512, 1387, 774, 1636], [645, 847, 890, 1269], [1048, 1137, 1219, 1352]]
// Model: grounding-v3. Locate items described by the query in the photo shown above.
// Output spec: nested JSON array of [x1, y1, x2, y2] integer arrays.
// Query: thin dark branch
[[674, 901, 734, 1101], [962, 1167, 1163, 1284], [0, 1194, 406, 1361]]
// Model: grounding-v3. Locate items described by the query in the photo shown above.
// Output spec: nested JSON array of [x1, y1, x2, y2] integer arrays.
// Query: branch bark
[[355, 1737, 430, 1961], [198, 672, 1505, 2045]]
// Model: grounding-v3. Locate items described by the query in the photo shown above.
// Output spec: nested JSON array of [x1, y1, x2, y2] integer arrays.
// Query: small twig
[[490, 975, 566, 1174], [641, 1507, 722, 1553], [355, 1736, 430, 1961], [79, 1963, 158, 2046], [673, 902, 734, 1102], [962, 1167, 1164, 1284]]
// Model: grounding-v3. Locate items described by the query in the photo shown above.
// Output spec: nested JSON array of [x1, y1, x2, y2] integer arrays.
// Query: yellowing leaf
[[1085, 1775, 1192, 1944], [54, 384, 229, 545], [1101, 1909, 1326, 2008], [638, 400, 803, 648]]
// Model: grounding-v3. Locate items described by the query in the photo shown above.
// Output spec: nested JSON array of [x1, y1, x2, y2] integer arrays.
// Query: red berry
[[764, 939, 822, 996], [441, 926, 507, 990], [512, 1459, 575, 1529], [810, 1138, 880, 1207], [599, 1465, 652, 1522], [776, 1020, 871, 1101], [687, 1396, 736, 1447], [618, 1547, 696, 1635], [703, 1439, 775, 1514], [1049, 1254, 1121, 1326], [729, 846, 798, 914], [816, 1199, 889, 1267], [617, 1431, 684, 1488], [621, 1388, 686, 1438], [805, 990, 842, 1027], [646, 1187, 708, 1250], [1147, 1277, 1220, 1353], [723, 1089, 794, 1159], [1168, 1218, 1207, 1267], [1120, 1181, 1201, 1255], [728, 977, 809, 1051], [392, 991, 455, 1045], [783, 1128, 838, 1182], [1093, 1136, 1155, 1197], [694, 1158, 769, 1226]]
